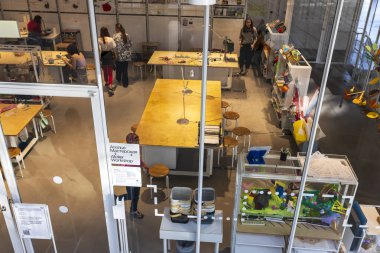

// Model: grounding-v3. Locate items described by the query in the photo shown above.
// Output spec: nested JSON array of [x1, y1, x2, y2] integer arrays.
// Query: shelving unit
[[266, 24, 289, 50], [231, 152, 358, 253]]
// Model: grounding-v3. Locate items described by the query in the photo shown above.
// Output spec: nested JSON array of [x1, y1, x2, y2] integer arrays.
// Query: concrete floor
[[0, 61, 379, 253]]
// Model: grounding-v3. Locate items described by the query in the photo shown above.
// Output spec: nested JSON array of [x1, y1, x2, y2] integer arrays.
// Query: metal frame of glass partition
[[0, 0, 346, 253]]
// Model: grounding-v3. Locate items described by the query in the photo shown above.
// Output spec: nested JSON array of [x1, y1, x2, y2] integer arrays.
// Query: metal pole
[[209, 6, 214, 50], [0, 125, 34, 252], [0, 138, 25, 252], [195, 5, 210, 253], [26, 0, 32, 20], [115, 0, 119, 23], [146, 0, 150, 43], [178, 0, 181, 51], [0, 1, 5, 20], [286, 0, 345, 252], [55, 0, 63, 34], [87, 1, 119, 252], [344, 0, 364, 65]]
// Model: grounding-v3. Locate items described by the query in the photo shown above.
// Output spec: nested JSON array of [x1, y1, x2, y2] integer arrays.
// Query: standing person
[[116, 132, 148, 219], [251, 30, 265, 71], [27, 15, 43, 46], [113, 23, 133, 88], [98, 27, 116, 96], [62, 43, 88, 83], [238, 17, 257, 75]]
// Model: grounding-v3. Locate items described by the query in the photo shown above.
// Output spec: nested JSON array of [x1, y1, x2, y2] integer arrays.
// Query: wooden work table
[[136, 79, 222, 176], [0, 51, 32, 65], [148, 50, 239, 69], [41, 51, 68, 67], [0, 104, 42, 136], [137, 79, 221, 148], [148, 51, 240, 90]]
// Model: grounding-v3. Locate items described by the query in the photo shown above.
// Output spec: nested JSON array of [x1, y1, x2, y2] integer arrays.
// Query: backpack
[[126, 132, 139, 144]]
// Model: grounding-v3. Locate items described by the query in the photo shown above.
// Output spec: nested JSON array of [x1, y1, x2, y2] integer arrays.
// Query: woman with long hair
[[238, 17, 257, 75], [63, 43, 88, 83], [98, 27, 116, 96], [113, 23, 133, 88]]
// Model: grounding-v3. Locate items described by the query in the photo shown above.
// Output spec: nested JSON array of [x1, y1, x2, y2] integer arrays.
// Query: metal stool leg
[[16, 157, 23, 178], [50, 115, 56, 133], [231, 147, 235, 168], [150, 176, 153, 199], [140, 67, 143, 80], [248, 134, 251, 152], [165, 175, 169, 198]]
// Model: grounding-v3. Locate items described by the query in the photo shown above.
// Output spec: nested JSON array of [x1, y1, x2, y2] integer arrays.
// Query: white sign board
[[0, 21, 21, 38], [109, 143, 140, 166], [13, 204, 53, 240], [112, 166, 142, 187]]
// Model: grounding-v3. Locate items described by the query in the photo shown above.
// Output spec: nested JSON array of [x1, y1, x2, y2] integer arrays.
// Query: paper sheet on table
[[300, 152, 355, 182]]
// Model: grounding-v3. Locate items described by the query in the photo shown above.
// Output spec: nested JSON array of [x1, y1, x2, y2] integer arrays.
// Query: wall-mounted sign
[[109, 143, 140, 166]]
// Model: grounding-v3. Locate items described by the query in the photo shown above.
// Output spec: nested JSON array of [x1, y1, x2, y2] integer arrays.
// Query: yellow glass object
[[366, 112, 379, 119]]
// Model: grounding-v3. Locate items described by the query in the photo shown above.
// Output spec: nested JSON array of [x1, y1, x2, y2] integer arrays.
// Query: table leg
[[168, 239, 171, 251], [163, 239, 167, 253], [53, 39, 56, 50], [59, 67, 64, 83], [206, 148, 214, 176], [32, 118, 39, 139], [226, 68, 233, 89], [154, 65, 157, 79], [214, 243, 219, 253]]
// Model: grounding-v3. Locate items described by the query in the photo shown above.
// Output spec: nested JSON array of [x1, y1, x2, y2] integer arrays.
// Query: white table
[[160, 208, 223, 253]]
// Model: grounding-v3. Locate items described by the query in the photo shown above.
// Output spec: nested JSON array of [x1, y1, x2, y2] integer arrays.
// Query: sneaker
[[108, 90, 114, 97], [131, 210, 144, 219]]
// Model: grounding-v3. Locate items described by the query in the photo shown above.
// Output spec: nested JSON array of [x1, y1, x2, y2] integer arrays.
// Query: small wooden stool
[[218, 136, 238, 168], [221, 100, 230, 113], [148, 164, 170, 199], [131, 123, 139, 133], [223, 111, 240, 131], [232, 126, 251, 151], [38, 109, 56, 137], [8, 148, 25, 177], [133, 61, 146, 80]]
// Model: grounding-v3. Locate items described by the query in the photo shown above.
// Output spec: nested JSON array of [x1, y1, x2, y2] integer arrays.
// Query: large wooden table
[[0, 52, 32, 65], [136, 79, 222, 176], [41, 51, 68, 83], [0, 104, 42, 156], [148, 51, 239, 89]]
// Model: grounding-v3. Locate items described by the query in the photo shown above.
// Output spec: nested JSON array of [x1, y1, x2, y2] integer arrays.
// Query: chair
[[8, 148, 25, 178], [232, 126, 251, 151], [221, 100, 230, 113], [223, 111, 240, 131], [148, 164, 170, 199], [38, 109, 56, 137], [133, 61, 146, 80], [218, 136, 238, 168]]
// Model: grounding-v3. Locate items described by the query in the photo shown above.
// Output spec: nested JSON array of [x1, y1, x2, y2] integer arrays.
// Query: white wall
[[150, 16, 179, 51]]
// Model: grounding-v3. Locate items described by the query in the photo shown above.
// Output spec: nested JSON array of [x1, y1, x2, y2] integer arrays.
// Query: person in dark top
[[252, 30, 265, 70], [238, 17, 257, 75], [27, 15, 43, 46]]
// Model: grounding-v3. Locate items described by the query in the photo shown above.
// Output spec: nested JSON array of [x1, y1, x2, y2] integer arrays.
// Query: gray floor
[[0, 61, 379, 253]]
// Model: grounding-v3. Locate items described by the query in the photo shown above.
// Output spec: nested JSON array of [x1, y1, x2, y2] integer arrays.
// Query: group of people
[[98, 24, 133, 96], [238, 17, 265, 76]]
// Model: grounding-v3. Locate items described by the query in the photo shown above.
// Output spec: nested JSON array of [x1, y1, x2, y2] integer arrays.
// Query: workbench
[[159, 207, 223, 253], [41, 51, 68, 83], [0, 104, 42, 157], [148, 51, 239, 89], [136, 79, 222, 176]]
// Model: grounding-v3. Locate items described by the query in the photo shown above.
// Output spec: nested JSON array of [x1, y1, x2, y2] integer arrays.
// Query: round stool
[[221, 100, 230, 113], [8, 148, 25, 177], [218, 136, 238, 168], [232, 126, 251, 151], [223, 111, 240, 131], [131, 123, 139, 133], [148, 164, 170, 199], [133, 61, 146, 80], [38, 109, 56, 137]]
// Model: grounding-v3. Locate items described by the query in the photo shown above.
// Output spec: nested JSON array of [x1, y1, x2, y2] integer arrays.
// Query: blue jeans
[[118, 187, 140, 212]]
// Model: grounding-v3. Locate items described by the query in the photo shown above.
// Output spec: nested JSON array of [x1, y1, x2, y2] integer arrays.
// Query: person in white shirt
[[98, 27, 116, 96]]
